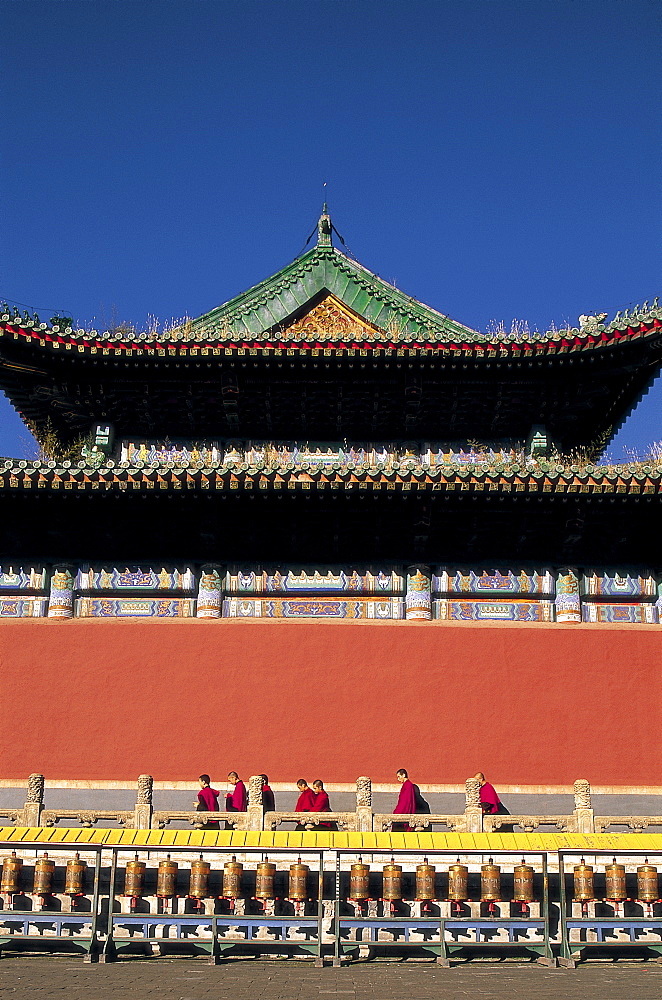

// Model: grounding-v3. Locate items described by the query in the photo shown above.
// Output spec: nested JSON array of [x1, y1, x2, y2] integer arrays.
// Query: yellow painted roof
[[1, 827, 661, 852]]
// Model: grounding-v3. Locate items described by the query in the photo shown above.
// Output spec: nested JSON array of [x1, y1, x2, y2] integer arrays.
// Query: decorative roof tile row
[[1, 459, 660, 497]]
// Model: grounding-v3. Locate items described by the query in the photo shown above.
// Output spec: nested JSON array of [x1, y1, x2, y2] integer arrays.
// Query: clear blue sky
[[1, 0, 660, 459]]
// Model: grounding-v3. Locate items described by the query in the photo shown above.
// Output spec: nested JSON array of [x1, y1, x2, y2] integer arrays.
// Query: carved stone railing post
[[23, 773, 45, 827], [134, 774, 153, 829], [573, 778, 594, 833], [355, 776, 373, 832], [464, 777, 483, 832], [247, 774, 265, 831]]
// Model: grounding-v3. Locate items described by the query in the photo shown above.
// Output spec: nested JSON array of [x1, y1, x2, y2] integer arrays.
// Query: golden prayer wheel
[[513, 860, 535, 902], [157, 855, 178, 898], [223, 856, 244, 898], [480, 858, 501, 901], [64, 853, 87, 896], [605, 859, 626, 902], [349, 858, 370, 900], [415, 858, 436, 900], [637, 861, 659, 902], [288, 858, 309, 900], [382, 858, 402, 901], [1, 852, 23, 894], [33, 852, 55, 895], [123, 855, 146, 898], [189, 856, 210, 899], [573, 858, 594, 901], [255, 858, 276, 899], [447, 860, 468, 901]]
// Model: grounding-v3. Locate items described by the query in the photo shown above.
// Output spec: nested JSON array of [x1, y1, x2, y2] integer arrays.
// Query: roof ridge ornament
[[317, 203, 333, 247]]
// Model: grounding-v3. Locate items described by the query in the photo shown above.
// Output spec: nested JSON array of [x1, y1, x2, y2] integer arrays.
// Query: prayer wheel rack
[[1, 840, 661, 966]]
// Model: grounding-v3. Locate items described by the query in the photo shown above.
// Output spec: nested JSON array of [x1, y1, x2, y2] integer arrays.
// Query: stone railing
[[374, 814, 467, 832], [263, 811, 356, 831], [151, 809, 248, 830], [594, 815, 662, 833], [2, 774, 660, 834], [40, 809, 134, 828]]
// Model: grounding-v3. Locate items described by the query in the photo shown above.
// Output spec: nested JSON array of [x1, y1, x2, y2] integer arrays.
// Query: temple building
[[0, 209, 660, 785]]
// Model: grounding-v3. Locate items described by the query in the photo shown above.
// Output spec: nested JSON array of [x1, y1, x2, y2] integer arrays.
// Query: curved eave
[[1, 460, 661, 499], [1, 315, 661, 364]]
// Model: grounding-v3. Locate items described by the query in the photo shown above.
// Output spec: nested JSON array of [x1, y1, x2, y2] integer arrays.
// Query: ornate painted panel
[[222, 597, 404, 619], [580, 572, 656, 597], [75, 567, 195, 591], [434, 599, 555, 622], [0, 566, 46, 589], [224, 567, 404, 595], [0, 597, 48, 617], [433, 568, 554, 595], [581, 603, 656, 624], [75, 598, 195, 618]]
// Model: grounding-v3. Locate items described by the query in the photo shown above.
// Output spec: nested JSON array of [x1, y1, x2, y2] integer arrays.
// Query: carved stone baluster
[[134, 774, 153, 829], [464, 777, 483, 833], [23, 772, 45, 827], [573, 778, 594, 833], [247, 774, 265, 831], [355, 776, 372, 832]]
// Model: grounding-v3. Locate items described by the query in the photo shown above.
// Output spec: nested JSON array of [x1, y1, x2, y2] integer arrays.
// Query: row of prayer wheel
[[573, 858, 660, 902], [1, 853, 87, 896], [3, 852, 660, 903]]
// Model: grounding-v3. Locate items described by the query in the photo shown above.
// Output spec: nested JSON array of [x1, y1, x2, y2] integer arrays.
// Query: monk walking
[[226, 772, 247, 812], [474, 772, 505, 814], [294, 779, 315, 830], [195, 774, 220, 828], [260, 774, 276, 812], [392, 768, 423, 831], [311, 779, 336, 830]]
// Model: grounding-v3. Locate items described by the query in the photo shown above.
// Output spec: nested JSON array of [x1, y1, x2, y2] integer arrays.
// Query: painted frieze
[[434, 567, 554, 595], [582, 603, 656, 624], [0, 566, 46, 590], [75, 567, 195, 590], [434, 599, 554, 622], [222, 597, 404, 619], [75, 598, 195, 618], [0, 597, 48, 617], [224, 566, 404, 595], [580, 571, 656, 597]]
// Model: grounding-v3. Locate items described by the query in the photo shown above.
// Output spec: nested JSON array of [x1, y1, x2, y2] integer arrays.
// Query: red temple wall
[[1, 619, 659, 786]]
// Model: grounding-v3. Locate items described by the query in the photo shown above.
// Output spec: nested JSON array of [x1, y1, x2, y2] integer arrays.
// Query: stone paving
[[0, 958, 661, 999]]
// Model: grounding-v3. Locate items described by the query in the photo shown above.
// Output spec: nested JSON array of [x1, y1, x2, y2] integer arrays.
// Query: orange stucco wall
[[1, 619, 659, 785]]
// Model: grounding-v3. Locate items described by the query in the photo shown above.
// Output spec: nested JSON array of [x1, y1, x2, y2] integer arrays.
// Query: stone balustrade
[[2, 774, 661, 834]]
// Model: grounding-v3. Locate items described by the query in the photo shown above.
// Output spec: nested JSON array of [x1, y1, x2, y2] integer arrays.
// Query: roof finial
[[317, 184, 332, 246]]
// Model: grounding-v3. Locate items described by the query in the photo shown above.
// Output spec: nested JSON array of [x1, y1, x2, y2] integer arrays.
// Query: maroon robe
[[262, 784, 276, 812], [197, 786, 219, 811], [394, 779, 417, 814], [295, 787, 315, 812], [479, 781, 501, 814], [311, 788, 334, 829], [226, 779, 247, 812]]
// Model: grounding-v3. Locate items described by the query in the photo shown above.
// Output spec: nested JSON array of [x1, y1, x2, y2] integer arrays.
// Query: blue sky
[[1, 0, 660, 459]]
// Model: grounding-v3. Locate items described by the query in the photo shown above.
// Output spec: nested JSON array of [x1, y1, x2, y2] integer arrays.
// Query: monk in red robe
[[195, 774, 220, 828], [294, 779, 315, 830], [475, 772, 503, 814], [311, 779, 337, 830], [226, 772, 247, 811], [260, 774, 276, 812], [392, 768, 420, 831]]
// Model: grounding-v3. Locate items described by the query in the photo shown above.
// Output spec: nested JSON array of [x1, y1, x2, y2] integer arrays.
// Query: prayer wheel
[[189, 856, 210, 899], [637, 860, 659, 902], [480, 858, 501, 901], [382, 858, 402, 901], [64, 853, 87, 896], [447, 859, 468, 901], [123, 855, 146, 898], [255, 858, 276, 900], [349, 858, 370, 900], [1, 852, 23, 894], [513, 860, 535, 902], [288, 858, 309, 900], [157, 855, 178, 898], [573, 858, 594, 901], [605, 859, 626, 902], [415, 858, 436, 901], [33, 852, 54, 895], [223, 856, 243, 898]]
